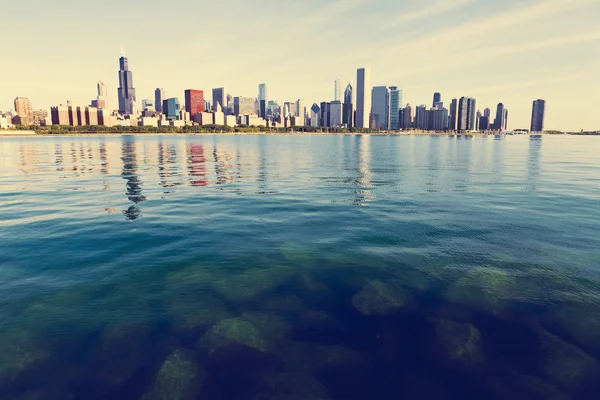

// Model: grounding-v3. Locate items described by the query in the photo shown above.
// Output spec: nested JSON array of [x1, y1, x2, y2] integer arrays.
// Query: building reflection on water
[[527, 136, 542, 192], [354, 135, 373, 206], [121, 136, 146, 220], [188, 143, 208, 187]]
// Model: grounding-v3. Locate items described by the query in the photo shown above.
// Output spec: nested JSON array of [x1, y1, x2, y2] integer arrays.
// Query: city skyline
[[1, 0, 599, 130]]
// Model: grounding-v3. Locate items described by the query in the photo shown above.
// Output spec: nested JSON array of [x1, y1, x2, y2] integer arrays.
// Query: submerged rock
[[19, 286, 105, 335], [141, 349, 206, 400], [280, 243, 316, 267], [165, 293, 233, 337], [426, 318, 484, 372], [546, 304, 600, 352], [165, 265, 215, 290], [444, 266, 517, 318], [0, 328, 50, 385], [198, 313, 291, 355], [352, 281, 409, 316], [211, 265, 297, 303], [199, 318, 267, 354], [538, 328, 600, 392], [93, 321, 150, 389]]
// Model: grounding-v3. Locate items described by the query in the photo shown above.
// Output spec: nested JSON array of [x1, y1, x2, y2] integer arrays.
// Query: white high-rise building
[[295, 99, 304, 117], [356, 68, 371, 129], [334, 79, 341, 102]]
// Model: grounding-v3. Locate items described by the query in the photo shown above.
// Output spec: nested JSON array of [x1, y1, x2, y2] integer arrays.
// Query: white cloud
[[385, 0, 475, 26], [385, 0, 600, 54]]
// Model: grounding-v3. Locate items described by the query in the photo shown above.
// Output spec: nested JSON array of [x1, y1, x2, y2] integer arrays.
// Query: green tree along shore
[[5, 124, 591, 135], [9, 124, 383, 135]]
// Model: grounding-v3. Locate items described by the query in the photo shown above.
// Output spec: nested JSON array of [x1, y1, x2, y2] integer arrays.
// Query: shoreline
[[0, 131, 577, 138]]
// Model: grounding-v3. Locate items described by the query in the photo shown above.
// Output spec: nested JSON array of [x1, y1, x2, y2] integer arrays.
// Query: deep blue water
[[1, 134, 600, 399]]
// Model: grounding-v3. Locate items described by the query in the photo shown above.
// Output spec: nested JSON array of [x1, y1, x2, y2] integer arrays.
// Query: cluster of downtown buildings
[[1, 56, 547, 133]]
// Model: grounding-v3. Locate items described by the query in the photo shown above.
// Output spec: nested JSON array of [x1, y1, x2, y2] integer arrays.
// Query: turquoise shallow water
[[1, 134, 600, 399]]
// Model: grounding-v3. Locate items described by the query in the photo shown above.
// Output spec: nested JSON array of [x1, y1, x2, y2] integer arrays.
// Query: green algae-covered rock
[[142, 349, 206, 400], [211, 265, 296, 303], [198, 317, 268, 354], [427, 318, 484, 371], [239, 312, 293, 342], [538, 328, 600, 391], [444, 266, 517, 317], [163, 265, 234, 336], [165, 293, 233, 337], [280, 243, 316, 267], [19, 286, 104, 334], [352, 281, 409, 316], [165, 265, 216, 290], [0, 328, 50, 385], [198, 313, 293, 355]]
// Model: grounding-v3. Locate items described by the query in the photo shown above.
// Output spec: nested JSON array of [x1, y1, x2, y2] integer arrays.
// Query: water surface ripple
[[1, 134, 600, 399]]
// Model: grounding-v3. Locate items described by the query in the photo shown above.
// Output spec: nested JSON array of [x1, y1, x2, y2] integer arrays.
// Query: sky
[[1, 0, 599, 131]]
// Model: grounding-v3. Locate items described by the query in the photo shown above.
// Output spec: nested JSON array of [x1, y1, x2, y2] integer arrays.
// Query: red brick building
[[185, 89, 204, 118]]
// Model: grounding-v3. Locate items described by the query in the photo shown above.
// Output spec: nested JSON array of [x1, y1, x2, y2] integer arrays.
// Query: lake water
[[1, 134, 599, 399]]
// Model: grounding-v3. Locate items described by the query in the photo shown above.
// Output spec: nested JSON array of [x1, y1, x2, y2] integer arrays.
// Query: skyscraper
[[310, 103, 320, 127], [415, 105, 428, 130], [371, 86, 391, 130], [483, 108, 491, 119], [504, 109, 509, 131], [234, 97, 255, 115], [449, 98, 458, 131], [320, 102, 331, 127], [155, 88, 165, 113], [389, 87, 402, 130], [212, 88, 226, 111], [117, 56, 136, 115], [163, 98, 180, 120], [95, 81, 108, 109], [330, 101, 343, 127], [343, 83, 353, 128], [457, 97, 476, 131], [258, 83, 267, 118], [185, 89, 205, 117], [334, 79, 341, 101], [531, 99, 545, 132], [433, 92, 441, 108], [14, 97, 33, 125], [295, 99, 304, 117], [355, 68, 371, 129], [401, 104, 413, 129], [493, 103, 505, 131]]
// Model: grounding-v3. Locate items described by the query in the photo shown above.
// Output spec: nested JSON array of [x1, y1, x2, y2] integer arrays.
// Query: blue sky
[[1, 0, 599, 130]]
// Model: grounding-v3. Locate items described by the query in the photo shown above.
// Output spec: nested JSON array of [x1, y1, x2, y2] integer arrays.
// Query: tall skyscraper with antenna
[[117, 56, 136, 115]]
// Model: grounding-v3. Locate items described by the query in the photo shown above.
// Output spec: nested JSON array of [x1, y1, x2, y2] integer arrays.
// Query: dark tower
[[118, 56, 136, 115]]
